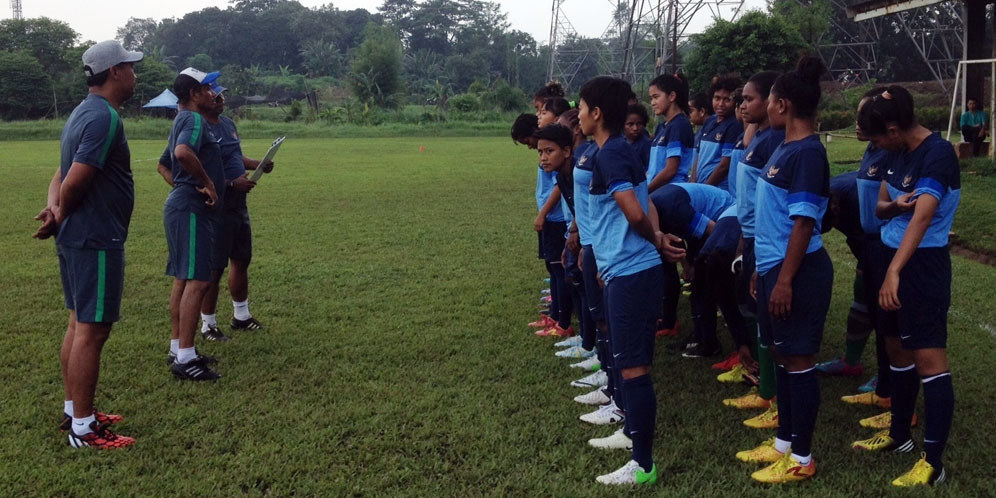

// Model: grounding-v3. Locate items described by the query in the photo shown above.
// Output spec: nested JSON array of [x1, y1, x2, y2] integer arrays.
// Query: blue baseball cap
[[210, 81, 226, 94]]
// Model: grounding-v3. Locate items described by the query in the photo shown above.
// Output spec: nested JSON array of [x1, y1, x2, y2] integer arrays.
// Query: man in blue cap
[[33, 40, 142, 449]]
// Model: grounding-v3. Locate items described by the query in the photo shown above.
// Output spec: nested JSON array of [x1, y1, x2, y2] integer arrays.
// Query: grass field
[[1, 136, 995, 496]]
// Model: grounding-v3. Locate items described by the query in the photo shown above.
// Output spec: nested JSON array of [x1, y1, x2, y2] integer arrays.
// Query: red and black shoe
[[67, 421, 135, 449], [59, 409, 124, 432]]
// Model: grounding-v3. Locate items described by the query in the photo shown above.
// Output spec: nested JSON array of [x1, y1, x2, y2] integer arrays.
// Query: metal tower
[[10, 0, 23, 20], [547, 0, 745, 91]]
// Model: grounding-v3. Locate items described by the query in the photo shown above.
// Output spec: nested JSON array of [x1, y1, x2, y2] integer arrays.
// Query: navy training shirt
[[648, 113, 696, 185], [165, 110, 226, 214], [56, 94, 134, 250], [881, 133, 961, 249], [855, 144, 891, 235], [735, 127, 785, 238], [754, 134, 831, 275], [695, 115, 743, 191]]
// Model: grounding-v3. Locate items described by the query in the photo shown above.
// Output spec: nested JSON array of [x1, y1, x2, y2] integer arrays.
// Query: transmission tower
[[10, 0, 23, 20], [547, 0, 744, 92]]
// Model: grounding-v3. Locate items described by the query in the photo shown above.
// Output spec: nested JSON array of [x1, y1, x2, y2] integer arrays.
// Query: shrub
[[449, 93, 480, 112]]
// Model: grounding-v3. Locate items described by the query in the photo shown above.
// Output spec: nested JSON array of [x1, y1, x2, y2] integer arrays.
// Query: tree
[[300, 39, 343, 77], [131, 57, 175, 112], [769, 0, 831, 48], [682, 10, 808, 92], [0, 51, 52, 119], [186, 53, 215, 71], [350, 23, 403, 106], [0, 17, 78, 72], [116, 17, 161, 52]]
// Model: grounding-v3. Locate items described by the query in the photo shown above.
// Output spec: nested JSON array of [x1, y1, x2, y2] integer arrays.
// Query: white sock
[[774, 438, 791, 454], [176, 347, 197, 364], [72, 414, 96, 435], [64, 400, 74, 416], [201, 313, 217, 331], [233, 300, 251, 320], [170, 339, 180, 355], [791, 453, 812, 465]]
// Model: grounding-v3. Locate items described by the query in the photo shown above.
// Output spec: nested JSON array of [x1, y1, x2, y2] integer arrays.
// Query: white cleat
[[580, 401, 625, 425], [570, 356, 601, 371], [574, 387, 611, 405], [571, 370, 608, 388], [595, 459, 654, 485], [554, 335, 583, 348], [556, 346, 597, 359], [588, 428, 633, 450]]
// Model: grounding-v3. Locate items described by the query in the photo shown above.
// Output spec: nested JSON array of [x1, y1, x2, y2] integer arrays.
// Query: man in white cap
[[33, 40, 142, 449]]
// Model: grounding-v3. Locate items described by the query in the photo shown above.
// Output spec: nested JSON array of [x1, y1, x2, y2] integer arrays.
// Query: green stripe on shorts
[[188, 213, 197, 280], [95, 250, 106, 322]]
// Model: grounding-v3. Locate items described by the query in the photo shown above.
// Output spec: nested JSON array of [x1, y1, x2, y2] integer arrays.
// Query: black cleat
[[167, 351, 219, 366], [682, 341, 722, 358], [201, 324, 230, 342], [171, 357, 221, 381], [231, 316, 264, 331]]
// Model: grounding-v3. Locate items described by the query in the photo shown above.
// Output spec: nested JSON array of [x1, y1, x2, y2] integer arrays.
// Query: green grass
[[1, 137, 995, 496]]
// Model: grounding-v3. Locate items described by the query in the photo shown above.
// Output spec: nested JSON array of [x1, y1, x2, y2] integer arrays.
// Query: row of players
[[510, 57, 959, 487]]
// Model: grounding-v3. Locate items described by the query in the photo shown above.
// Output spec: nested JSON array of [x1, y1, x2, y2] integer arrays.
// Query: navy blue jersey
[[165, 110, 225, 214], [727, 130, 747, 198], [881, 133, 960, 249], [829, 171, 862, 242], [648, 113, 695, 185], [735, 128, 785, 238], [556, 167, 576, 216], [588, 135, 660, 281], [628, 134, 652, 171], [856, 144, 891, 235], [695, 115, 743, 191], [162, 116, 247, 210], [755, 134, 830, 275], [573, 141, 597, 245], [650, 183, 734, 240], [56, 94, 134, 250]]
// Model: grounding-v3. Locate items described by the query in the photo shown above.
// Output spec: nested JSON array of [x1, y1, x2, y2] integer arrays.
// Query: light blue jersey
[[755, 134, 830, 275], [727, 130, 747, 198], [589, 135, 661, 282], [695, 115, 743, 191], [881, 133, 961, 249], [573, 141, 597, 245], [735, 127, 785, 238], [648, 113, 695, 186], [535, 166, 565, 222]]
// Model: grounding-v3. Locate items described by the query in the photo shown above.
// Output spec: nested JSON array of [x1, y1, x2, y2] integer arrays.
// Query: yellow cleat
[[736, 437, 786, 463], [859, 411, 918, 430], [841, 392, 891, 409], [852, 430, 915, 453], [744, 404, 779, 429], [723, 388, 772, 410], [718, 364, 749, 383], [892, 453, 946, 487], [751, 453, 815, 483]]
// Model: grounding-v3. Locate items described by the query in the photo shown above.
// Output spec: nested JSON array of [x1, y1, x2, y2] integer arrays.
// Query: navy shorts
[[758, 248, 833, 355], [564, 246, 582, 284], [877, 246, 951, 349], [165, 206, 217, 282], [213, 207, 253, 270], [737, 237, 757, 318], [604, 264, 665, 369], [542, 220, 567, 263], [536, 231, 544, 260], [581, 245, 604, 321], [58, 245, 124, 324]]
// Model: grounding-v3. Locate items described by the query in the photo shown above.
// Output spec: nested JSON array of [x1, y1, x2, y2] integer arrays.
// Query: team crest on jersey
[[902, 174, 913, 188], [715, 133, 723, 141], [578, 154, 589, 166], [867, 164, 878, 176], [766, 166, 780, 178]]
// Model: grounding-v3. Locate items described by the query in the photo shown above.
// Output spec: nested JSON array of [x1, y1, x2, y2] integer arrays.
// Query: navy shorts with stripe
[[58, 245, 124, 323], [165, 206, 216, 281], [605, 264, 665, 369], [213, 207, 253, 270], [877, 246, 951, 349], [758, 248, 833, 355], [581, 245, 604, 321]]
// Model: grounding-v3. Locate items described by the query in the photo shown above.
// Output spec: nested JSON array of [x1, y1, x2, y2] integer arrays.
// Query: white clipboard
[[248, 136, 285, 182]]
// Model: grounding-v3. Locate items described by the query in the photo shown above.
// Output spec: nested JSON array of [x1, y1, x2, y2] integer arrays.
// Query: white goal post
[[947, 58, 996, 159]]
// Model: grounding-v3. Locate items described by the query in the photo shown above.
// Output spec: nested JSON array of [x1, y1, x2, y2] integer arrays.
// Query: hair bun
[[546, 81, 565, 98], [796, 56, 826, 85]]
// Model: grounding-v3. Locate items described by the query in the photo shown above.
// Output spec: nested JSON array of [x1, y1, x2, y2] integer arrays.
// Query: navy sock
[[788, 367, 820, 457], [775, 365, 792, 443], [613, 364, 628, 437], [549, 263, 567, 327], [874, 332, 892, 398], [922, 372, 954, 471], [545, 262, 559, 323], [598, 329, 614, 398], [888, 364, 919, 443], [621, 374, 656, 472]]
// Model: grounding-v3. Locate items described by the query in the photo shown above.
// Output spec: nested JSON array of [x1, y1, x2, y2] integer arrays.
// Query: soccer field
[[1, 137, 995, 496]]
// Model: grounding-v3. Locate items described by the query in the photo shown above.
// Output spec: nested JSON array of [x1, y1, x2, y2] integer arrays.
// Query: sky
[[6, 0, 768, 47]]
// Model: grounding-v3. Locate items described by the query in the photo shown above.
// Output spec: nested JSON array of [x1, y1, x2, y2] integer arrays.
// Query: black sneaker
[[666, 335, 696, 352], [682, 341, 722, 358], [166, 351, 218, 366], [201, 324, 230, 342], [171, 357, 221, 381], [231, 316, 264, 331]]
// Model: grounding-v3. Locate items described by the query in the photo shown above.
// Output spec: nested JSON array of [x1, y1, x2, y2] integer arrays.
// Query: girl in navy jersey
[[690, 75, 744, 192], [748, 57, 832, 484], [851, 85, 959, 488]]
